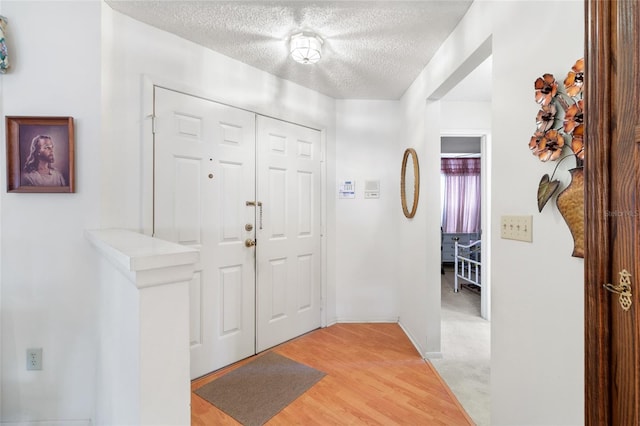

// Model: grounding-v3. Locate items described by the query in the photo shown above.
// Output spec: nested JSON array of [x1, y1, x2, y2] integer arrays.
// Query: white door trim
[[440, 128, 491, 321]]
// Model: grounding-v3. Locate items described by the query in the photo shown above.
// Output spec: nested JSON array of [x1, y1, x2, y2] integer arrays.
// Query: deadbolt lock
[[245, 238, 256, 247], [245, 223, 253, 231]]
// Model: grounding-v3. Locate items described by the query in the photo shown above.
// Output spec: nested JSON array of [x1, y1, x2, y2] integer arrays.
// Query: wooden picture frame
[[5, 116, 75, 193]]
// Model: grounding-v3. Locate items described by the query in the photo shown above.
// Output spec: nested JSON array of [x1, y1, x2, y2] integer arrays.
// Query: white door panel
[[154, 87, 256, 379], [154, 89, 322, 376], [256, 116, 322, 352]]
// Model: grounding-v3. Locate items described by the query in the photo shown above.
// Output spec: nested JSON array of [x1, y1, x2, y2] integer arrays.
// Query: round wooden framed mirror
[[400, 148, 420, 218]]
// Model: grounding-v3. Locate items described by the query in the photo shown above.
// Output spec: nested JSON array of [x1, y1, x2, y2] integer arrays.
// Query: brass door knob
[[245, 239, 256, 247]]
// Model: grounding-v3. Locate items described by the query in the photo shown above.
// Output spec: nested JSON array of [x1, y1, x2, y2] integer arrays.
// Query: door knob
[[245, 238, 256, 247], [603, 269, 632, 311]]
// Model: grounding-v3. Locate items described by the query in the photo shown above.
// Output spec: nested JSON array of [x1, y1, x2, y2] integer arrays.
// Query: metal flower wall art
[[529, 58, 585, 258]]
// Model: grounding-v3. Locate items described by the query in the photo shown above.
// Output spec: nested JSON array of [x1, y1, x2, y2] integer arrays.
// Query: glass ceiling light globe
[[290, 32, 323, 64]]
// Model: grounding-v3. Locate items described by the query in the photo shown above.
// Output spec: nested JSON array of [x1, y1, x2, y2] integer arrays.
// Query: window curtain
[[441, 158, 481, 233]]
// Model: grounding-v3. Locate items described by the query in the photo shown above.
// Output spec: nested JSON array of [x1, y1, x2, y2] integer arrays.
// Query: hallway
[[432, 266, 491, 426]]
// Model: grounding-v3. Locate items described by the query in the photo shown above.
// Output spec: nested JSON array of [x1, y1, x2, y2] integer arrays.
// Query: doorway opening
[[430, 54, 492, 426], [440, 137, 482, 314]]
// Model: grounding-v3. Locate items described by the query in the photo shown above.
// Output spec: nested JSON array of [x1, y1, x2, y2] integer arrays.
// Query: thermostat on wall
[[364, 180, 380, 199], [339, 180, 355, 199]]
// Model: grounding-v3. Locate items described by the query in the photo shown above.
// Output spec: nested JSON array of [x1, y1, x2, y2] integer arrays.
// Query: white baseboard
[[398, 321, 430, 359], [398, 323, 442, 359], [1, 421, 91, 426], [334, 317, 399, 324], [328, 319, 439, 358]]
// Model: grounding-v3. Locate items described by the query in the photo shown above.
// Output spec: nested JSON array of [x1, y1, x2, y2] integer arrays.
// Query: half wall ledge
[[85, 228, 199, 426], [85, 228, 199, 288]]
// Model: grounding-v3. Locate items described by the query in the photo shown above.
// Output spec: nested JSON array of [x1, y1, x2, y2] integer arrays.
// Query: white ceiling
[[105, 0, 478, 100]]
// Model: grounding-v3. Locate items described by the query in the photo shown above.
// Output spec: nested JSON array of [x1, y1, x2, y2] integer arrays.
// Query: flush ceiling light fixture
[[290, 32, 323, 64]]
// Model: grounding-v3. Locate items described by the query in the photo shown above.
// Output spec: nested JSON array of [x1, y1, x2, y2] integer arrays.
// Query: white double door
[[153, 87, 322, 379]]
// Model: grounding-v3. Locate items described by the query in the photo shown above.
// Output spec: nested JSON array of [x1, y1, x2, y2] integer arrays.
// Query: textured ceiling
[[105, 1, 475, 100]]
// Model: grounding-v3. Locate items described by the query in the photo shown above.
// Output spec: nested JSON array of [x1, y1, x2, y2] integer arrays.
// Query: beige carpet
[[194, 351, 326, 426], [431, 265, 491, 426]]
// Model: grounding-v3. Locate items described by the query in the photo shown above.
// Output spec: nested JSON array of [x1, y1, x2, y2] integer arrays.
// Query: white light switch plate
[[500, 215, 533, 242]]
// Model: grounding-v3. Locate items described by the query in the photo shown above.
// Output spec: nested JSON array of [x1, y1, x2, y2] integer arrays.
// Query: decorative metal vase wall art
[[529, 58, 584, 258]]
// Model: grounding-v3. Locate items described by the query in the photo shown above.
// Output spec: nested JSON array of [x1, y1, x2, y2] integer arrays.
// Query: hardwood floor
[[192, 323, 474, 425]]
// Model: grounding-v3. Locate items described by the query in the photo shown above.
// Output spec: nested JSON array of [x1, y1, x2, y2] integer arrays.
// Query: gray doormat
[[194, 351, 326, 426]]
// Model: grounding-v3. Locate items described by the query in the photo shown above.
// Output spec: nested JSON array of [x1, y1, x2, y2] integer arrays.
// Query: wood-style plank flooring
[[192, 323, 474, 425]]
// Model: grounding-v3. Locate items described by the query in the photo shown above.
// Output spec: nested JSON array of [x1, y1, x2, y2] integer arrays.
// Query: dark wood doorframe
[[584, 1, 612, 424], [586, 1, 639, 424]]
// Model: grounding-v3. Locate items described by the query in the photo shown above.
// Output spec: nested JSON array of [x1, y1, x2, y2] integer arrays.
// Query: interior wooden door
[[153, 87, 323, 376], [585, 1, 640, 423], [153, 87, 257, 379], [255, 116, 322, 352]]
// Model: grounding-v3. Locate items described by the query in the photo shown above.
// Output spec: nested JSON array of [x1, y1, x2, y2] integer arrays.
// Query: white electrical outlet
[[26, 348, 42, 371], [500, 215, 533, 242]]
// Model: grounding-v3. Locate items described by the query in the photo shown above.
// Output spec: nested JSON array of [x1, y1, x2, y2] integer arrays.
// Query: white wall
[[490, 2, 583, 424], [88, 229, 196, 426], [93, 258, 140, 424], [397, 98, 442, 356], [441, 101, 491, 133], [400, 1, 584, 424], [334, 100, 400, 322], [0, 1, 101, 423]]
